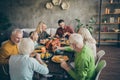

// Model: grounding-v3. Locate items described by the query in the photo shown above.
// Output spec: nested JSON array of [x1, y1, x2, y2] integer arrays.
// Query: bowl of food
[[114, 29, 119, 32], [54, 49, 64, 54], [113, 28, 120, 32], [40, 52, 52, 60]]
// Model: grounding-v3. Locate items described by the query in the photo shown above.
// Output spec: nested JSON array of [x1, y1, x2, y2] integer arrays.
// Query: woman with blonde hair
[[35, 21, 50, 43], [78, 27, 97, 60], [36, 21, 43, 34]]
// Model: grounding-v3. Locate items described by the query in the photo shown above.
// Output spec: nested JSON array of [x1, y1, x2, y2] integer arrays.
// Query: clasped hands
[[63, 32, 70, 37], [30, 52, 46, 66]]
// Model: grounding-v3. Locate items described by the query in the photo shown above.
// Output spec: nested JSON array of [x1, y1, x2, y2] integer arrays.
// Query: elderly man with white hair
[[9, 38, 49, 80], [0, 28, 23, 64], [57, 33, 95, 80]]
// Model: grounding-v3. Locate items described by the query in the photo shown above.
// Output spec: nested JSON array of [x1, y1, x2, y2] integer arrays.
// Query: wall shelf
[[95, 0, 120, 47], [96, 32, 120, 34], [103, 2, 120, 5], [95, 23, 120, 25], [96, 40, 120, 43]]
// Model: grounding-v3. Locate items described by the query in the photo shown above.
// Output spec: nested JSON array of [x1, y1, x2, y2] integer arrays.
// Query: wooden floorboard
[[97, 45, 120, 80]]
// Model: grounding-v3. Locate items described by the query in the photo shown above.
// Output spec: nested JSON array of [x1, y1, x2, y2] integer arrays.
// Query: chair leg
[[0, 64, 10, 80]]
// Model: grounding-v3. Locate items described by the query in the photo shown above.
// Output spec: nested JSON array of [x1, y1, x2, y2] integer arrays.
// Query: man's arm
[[0, 48, 10, 64], [61, 59, 89, 80], [67, 26, 74, 33], [60, 61, 78, 80]]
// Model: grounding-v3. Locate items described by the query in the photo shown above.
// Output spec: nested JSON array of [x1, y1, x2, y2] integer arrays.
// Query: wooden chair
[[94, 60, 106, 80], [95, 50, 105, 68], [0, 64, 10, 80]]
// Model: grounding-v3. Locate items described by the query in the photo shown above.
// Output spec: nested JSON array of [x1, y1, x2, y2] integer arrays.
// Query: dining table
[[37, 50, 75, 80], [35, 38, 75, 80]]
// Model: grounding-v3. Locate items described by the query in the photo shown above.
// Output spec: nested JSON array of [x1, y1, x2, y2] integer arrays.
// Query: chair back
[[95, 50, 105, 67], [1, 40, 8, 46], [94, 60, 106, 80]]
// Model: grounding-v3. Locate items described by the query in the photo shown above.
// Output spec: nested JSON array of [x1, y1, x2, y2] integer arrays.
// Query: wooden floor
[[97, 45, 120, 80]]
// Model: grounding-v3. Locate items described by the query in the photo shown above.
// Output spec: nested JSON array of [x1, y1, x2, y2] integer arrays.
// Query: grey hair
[[69, 33, 83, 45], [11, 28, 23, 36], [18, 38, 34, 55], [78, 28, 96, 44]]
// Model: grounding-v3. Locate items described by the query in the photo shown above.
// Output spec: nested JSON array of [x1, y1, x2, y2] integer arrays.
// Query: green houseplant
[[75, 17, 96, 34], [75, 19, 83, 32]]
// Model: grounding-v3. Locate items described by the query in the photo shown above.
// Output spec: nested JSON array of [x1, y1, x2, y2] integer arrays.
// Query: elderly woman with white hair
[[9, 38, 49, 80], [57, 33, 95, 80], [78, 27, 97, 60]]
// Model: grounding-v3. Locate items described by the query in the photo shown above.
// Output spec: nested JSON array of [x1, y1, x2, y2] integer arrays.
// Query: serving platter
[[51, 55, 69, 63]]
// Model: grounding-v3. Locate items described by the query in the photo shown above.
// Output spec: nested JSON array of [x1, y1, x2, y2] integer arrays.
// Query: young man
[[55, 19, 74, 39]]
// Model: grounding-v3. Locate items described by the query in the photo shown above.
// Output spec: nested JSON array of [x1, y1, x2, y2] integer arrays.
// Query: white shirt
[[85, 42, 96, 60], [9, 55, 49, 80]]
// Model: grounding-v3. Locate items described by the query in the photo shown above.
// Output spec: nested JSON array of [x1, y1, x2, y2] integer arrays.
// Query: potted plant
[[75, 17, 96, 34], [75, 19, 83, 33]]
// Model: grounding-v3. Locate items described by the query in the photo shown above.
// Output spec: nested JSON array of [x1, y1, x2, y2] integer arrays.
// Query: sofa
[[21, 28, 57, 38]]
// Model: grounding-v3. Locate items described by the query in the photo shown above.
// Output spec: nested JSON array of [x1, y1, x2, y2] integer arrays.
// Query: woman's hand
[[40, 40, 46, 44], [35, 53, 41, 60], [35, 53, 44, 64], [55, 35, 60, 38], [30, 52, 37, 57]]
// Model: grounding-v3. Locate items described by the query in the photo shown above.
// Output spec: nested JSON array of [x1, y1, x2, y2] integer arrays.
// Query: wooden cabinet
[[95, 0, 120, 46]]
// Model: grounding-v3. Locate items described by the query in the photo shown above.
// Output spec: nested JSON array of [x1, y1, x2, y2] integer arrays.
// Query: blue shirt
[[9, 55, 49, 80]]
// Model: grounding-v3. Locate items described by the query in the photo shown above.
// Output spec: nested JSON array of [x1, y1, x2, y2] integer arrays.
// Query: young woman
[[35, 21, 50, 43]]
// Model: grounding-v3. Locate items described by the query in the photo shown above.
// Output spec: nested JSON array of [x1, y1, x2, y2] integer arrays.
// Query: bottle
[[104, 26, 108, 32], [107, 9, 110, 14], [118, 17, 120, 23], [105, 8, 108, 14], [110, 17, 114, 23], [105, 8, 110, 14]]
